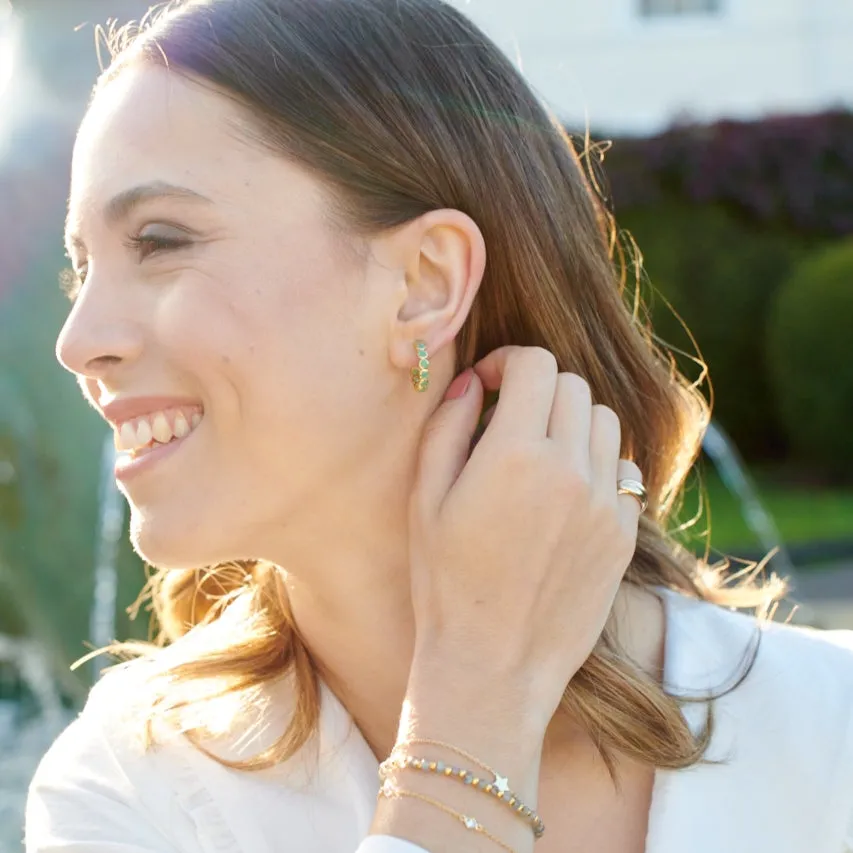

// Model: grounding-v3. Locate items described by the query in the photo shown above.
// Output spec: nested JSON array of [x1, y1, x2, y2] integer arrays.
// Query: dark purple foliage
[[599, 111, 853, 236]]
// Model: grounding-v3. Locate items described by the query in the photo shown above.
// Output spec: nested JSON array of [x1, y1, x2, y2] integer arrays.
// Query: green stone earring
[[411, 340, 430, 392]]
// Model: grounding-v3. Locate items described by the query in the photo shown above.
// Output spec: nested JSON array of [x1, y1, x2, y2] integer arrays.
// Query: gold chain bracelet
[[378, 780, 518, 853], [386, 737, 545, 839]]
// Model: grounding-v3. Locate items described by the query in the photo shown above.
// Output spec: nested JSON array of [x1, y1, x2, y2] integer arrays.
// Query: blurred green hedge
[[617, 202, 820, 460], [598, 111, 853, 465], [766, 241, 853, 479]]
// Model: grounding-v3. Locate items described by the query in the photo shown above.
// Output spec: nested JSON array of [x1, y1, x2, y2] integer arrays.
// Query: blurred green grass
[[673, 464, 853, 556]]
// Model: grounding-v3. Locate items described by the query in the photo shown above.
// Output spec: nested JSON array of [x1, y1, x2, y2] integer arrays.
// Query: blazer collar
[[645, 587, 765, 853]]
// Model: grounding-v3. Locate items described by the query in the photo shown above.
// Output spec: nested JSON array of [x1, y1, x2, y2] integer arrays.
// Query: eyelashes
[[59, 233, 193, 302], [123, 233, 192, 260], [59, 266, 82, 301]]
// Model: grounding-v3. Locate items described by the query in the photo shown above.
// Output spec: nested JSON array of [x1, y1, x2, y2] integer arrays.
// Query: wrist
[[407, 646, 552, 739], [401, 669, 547, 803]]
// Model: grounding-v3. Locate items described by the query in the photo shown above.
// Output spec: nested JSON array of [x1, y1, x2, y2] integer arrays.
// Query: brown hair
[[92, 0, 787, 782]]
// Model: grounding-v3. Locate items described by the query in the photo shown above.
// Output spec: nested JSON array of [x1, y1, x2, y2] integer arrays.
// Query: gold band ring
[[617, 478, 648, 513]]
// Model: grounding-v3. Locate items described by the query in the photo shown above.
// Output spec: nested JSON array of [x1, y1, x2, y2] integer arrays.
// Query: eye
[[124, 225, 193, 261], [57, 226, 193, 302]]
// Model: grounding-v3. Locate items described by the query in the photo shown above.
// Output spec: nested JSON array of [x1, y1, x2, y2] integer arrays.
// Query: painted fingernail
[[444, 369, 473, 401]]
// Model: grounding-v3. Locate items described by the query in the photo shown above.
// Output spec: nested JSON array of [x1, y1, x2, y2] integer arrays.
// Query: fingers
[[589, 404, 621, 501], [469, 347, 647, 533], [547, 374, 592, 475], [473, 346, 558, 440], [414, 370, 484, 516], [548, 372, 644, 535]]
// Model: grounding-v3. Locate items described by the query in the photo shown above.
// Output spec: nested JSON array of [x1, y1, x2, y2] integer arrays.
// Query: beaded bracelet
[[379, 780, 518, 853], [380, 753, 545, 839], [381, 737, 545, 840]]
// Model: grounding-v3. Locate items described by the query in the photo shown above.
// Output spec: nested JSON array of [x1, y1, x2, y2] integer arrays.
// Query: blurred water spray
[[0, 637, 68, 853], [0, 0, 17, 117], [702, 421, 816, 622], [88, 433, 124, 682], [703, 422, 795, 575]]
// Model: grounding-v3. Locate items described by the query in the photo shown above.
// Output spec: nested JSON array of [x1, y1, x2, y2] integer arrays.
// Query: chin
[[127, 504, 235, 570]]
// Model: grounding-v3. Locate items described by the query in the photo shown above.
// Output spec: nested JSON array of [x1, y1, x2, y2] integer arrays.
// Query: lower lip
[[114, 432, 193, 482]]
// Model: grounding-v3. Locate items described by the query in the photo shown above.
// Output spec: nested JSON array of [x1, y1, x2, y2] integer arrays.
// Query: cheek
[[154, 262, 381, 449]]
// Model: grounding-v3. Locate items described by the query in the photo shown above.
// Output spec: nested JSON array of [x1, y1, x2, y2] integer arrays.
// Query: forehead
[[68, 64, 323, 234], [67, 63, 328, 243], [71, 65, 237, 208]]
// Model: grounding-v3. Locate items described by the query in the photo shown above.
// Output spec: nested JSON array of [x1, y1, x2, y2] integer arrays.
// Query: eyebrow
[[65, 181, 214, 252]]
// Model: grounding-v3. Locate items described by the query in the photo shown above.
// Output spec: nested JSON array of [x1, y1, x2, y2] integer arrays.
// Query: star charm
[[492, 774, 509, 794]]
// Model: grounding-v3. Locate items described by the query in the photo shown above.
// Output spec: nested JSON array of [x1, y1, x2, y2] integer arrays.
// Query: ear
[[385, 208, 486, 377]]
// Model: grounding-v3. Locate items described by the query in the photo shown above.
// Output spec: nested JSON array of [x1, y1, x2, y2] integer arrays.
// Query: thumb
[[413, 369, 484, 516]]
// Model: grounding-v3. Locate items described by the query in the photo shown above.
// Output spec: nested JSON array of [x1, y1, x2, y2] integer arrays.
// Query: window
[[640, 0, 721, 16]]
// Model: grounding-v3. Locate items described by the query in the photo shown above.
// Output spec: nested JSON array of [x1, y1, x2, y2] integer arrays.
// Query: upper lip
[[98, 396, 204, 428]]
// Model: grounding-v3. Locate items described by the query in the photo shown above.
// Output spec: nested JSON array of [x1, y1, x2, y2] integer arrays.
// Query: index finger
[[472, 346, 558, 439]]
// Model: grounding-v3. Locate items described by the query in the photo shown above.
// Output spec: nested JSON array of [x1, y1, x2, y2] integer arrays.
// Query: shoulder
[[664, 588, 853, 761], [646, 589, 853, 852], [761, 614, 853, 675], [664, 591, 853, 847], [26, 645, 309, 853], [26, 658, 191, 851], [28, 648, 249, 851], [665, 586, 853, 706], [748, 612, 853, 744], [752, 613, 853, 747], [735, 602, 853, 709]]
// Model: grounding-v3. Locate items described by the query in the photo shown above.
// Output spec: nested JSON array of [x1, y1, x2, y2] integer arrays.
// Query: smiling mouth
[[114, 405, 204, 458]]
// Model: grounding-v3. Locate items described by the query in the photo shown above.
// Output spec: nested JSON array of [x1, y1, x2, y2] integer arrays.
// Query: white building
[[458, 0, 853, 134]]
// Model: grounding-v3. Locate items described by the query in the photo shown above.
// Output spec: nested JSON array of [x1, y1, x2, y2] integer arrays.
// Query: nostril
[[87, 354, 124, 370]]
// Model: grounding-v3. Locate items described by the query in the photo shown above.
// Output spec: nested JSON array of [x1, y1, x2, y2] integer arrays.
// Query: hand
[[407, 345, 644, 734]]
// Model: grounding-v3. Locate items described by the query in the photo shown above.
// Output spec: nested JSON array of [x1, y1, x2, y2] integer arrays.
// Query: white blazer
[[25, 587, 853, 853]]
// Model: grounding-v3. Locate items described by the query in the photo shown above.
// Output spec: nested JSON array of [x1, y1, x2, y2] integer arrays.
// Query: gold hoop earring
[[411, 340, 430, 392]]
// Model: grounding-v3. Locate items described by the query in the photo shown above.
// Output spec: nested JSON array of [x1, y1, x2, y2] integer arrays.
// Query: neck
[[268, 440, 420, 758], [261, 452, 667, 762]]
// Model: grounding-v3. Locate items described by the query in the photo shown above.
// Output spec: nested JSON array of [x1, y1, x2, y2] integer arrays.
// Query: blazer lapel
[[645, 588, 775, 853]]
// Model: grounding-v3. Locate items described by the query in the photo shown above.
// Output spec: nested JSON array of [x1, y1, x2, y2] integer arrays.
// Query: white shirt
[[25, 587, 853, 853]]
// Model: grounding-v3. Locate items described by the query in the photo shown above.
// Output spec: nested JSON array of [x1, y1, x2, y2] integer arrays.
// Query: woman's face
[[59, 64, 454, 569]]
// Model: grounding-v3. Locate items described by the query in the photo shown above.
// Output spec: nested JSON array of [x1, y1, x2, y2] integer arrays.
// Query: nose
[[55, 285, 144, 380]]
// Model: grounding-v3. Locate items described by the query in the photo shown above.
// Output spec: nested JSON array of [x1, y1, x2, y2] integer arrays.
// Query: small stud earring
[[411, 340, 429, 392]]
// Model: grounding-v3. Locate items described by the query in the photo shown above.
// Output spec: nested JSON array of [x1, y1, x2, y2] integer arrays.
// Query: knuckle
[[522, 346, 558, 375], [547, 468, 574, 502], [502, 441, 546, 473], [618, 459, 644, 482], [495, 344, 523, 362], [591, 403, 620, 426], [587, 491, 615, 521], [591, 404, 622, 438], [559, 463, 592, 498], [557, 372, 592, 401]]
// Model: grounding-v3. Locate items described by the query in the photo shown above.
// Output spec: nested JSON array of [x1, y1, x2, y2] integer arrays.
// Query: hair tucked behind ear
[[91, 0, 789, 780]]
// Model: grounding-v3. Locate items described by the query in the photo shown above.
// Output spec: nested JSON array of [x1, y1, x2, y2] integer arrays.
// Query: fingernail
[[444, 369, 473, 401]]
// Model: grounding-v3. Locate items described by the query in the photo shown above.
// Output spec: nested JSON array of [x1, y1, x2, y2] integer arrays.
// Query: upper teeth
[[115, 407, 203, 453]]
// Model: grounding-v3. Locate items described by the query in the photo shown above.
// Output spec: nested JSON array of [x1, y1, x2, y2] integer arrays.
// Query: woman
[[25, 1, 853, 851]]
